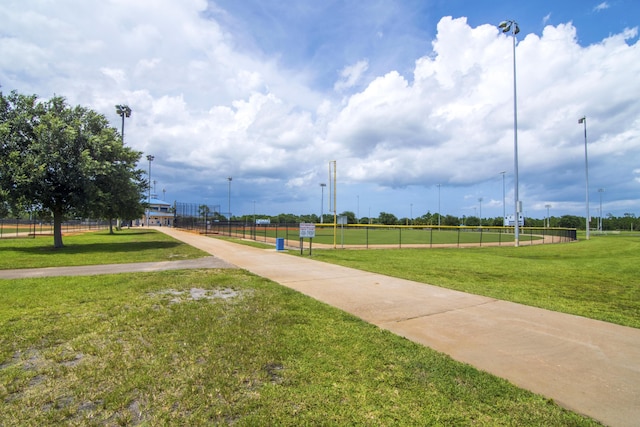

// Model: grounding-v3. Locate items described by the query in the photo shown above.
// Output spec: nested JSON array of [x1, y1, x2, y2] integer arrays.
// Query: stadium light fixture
[[115, 105, 131, 143]]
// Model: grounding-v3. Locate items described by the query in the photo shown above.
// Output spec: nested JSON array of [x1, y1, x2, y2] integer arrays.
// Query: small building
[[140, 197, 173, 227]]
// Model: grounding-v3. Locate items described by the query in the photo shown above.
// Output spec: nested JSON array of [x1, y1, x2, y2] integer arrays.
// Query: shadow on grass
[[5, 240, 183, 255]]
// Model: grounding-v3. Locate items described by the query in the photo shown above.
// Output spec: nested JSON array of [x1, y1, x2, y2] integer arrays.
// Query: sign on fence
[[504, 214, 524, 226], [299, 223, 316, 238]]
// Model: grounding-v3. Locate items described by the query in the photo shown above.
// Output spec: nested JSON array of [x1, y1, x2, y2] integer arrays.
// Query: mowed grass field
[[0, 229, 618, 425], [306, 232, 640, 329], [0, 229, 207, 269]]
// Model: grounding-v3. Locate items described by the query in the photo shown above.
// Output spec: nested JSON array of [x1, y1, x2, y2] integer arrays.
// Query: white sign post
[[299, 223, 316, 238], [338, 215, 347, 248], [299, 223, 316, 255]]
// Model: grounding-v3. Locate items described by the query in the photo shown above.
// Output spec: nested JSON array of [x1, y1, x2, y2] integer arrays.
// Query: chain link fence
[[176, 220, 578, 249], [173, 202, 222, 233], [0, 218, 109, 238]]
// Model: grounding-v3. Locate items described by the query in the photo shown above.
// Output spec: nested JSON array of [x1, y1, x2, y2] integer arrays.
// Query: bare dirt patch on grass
[[150, 287, 247, 304]]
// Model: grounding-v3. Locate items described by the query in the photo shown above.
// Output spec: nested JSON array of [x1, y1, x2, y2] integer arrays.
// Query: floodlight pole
[[598, 188, 604, 231], [227, 177, 232, 235], [320, 183, 326, 223], [437, 184, 441, 227], [329, 161, 337, 249], [146, 155, 154, 226], [579, 116, 590, 240], [545, 204, 551, 228], [499, 19, 521, 247], [500, 172, 506, 224]]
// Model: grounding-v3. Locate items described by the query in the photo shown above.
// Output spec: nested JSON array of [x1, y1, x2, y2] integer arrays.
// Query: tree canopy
[[0, 91, 146, 248]]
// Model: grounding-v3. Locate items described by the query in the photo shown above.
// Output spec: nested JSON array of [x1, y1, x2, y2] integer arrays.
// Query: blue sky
[[212, 0, 636, 91], [1, 0, 639, 221]]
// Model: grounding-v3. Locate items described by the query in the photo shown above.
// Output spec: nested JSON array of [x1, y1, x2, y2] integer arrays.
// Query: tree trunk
[[53, 210, 64, 248], [109, 218, 114, 234]]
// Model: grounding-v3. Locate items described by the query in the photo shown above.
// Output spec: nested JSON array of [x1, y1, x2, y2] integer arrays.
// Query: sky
[[1, 0, 639, 221]]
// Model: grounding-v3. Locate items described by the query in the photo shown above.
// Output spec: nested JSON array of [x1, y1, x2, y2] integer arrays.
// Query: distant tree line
[[232, 211, 639, 231], [0, 90, 147, 248]]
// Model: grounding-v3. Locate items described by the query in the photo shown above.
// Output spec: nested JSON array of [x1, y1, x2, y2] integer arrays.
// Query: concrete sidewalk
[[0, 256, 234, 279], [154, 227, 640, 427]]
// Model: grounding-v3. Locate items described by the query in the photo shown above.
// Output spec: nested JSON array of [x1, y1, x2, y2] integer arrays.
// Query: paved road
[[2, 227, 639, 426]]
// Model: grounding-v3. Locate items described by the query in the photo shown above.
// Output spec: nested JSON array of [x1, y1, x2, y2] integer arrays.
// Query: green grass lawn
[[0, 229, 208, 269], [1, 228, 629, 424], [0, 269, 599, 425], [304, 233, 640, 329]]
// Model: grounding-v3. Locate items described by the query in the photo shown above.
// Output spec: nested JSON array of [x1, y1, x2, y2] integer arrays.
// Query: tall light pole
[[115, 105, 131, 143], [227, 177, 232, 221], [545, 204, 551, 228], [227, 177, 232, 236], [320, 183, 326, 223], [329, 160, 337, 248], [499, 19, 521, 247], [579, 116, 590, 240], [437, 184, 441, 227], [478, 197, 483, 227], [500, 171, 506, 224], [146, 155, 154, 226], [598, 188, 605, 231]]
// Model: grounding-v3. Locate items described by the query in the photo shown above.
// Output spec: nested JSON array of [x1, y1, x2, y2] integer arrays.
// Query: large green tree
[[557, 215, 582, 229], [378, 211, 398, 225], [0, 91, 145, 247]]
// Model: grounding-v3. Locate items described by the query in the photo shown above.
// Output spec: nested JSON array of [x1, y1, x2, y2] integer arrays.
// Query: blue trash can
[[276, 238, 285, 251]]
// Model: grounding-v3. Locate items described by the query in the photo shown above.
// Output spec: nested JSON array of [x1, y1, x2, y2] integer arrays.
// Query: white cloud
[[334, 60, 369, 92], [327, 17, 640, 211], [594, 2, 610, 12]]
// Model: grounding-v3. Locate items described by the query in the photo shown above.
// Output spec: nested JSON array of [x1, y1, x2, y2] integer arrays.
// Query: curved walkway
[[2, 227, 638, 426]]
